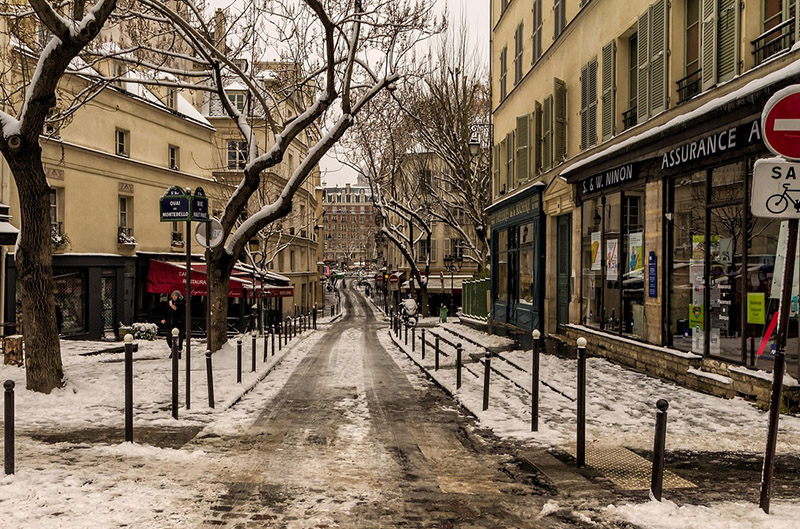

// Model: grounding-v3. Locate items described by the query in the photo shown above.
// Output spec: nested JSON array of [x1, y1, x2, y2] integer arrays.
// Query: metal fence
[[462, 278, 489, 320]]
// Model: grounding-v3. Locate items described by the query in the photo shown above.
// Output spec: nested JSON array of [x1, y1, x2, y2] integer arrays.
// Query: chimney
[[214, 9, 227, 54]]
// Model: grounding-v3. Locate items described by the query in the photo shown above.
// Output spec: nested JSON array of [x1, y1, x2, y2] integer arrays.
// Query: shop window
[[53, 269, 85, 335], [582, 197, 603, 327], [495, 230, 509, 303], [622, 193, 646, 338], [520, 222, 535, 304]]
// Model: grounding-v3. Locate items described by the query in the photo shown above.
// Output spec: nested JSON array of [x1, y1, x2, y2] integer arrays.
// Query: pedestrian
[[161, 290, 185, 358]]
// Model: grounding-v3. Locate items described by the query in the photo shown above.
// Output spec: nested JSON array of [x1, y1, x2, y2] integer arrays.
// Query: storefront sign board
[[747, 292, 766, 325], [660, 120, 761, 170], [751, 159, 800, 218], [648, 251, 657, 298], [488, 192, 540, 226], [762, 85, 800, 160], [579, 164, 636, 196]]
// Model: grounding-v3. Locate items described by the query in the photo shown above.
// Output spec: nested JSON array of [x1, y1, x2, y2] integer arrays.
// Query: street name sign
[[763, 85, 800, 160], [191, 186, 209, 221], [160, 186, 190, 221]]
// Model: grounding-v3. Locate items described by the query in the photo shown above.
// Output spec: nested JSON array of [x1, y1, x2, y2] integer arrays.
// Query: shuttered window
[[554, 78, 567, 162], [534, 101, 543, 174], [601, 41, 616, 140], [637, 0, 669, 122], [637, 8, 650, 123], [701, 0, 740, 89], [532, 1, 543, 63], [494, 144, 501, 197], [580, 59, 598, 150], [431, 239, 437, 263], [516, 114, 530, 183], [554, 0, 566, 39], [542, 95, 553, 170], [506, 131, 515, 191], [514, 23, 524, 85], [500, 47, 508, 100]]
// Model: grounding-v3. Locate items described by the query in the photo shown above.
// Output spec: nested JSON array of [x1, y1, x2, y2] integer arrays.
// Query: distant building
[[322, 183, 378, 268]]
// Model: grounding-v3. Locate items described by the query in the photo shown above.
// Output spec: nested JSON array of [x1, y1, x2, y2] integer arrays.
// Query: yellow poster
[[747, 293, 766, 325]]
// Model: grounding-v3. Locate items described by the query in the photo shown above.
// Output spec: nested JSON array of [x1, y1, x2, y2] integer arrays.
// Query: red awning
[[146, 260, 247, 298], [243, 283, 294, 298]]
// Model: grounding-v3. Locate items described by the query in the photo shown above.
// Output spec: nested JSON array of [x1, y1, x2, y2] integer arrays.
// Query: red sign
[[763, 86, 800, 160], [376, 273, 383, 282], [389, 274, 399, 285]]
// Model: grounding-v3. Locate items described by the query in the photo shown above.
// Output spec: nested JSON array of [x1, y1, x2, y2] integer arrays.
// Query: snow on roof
[[561, 53, 800, 178]]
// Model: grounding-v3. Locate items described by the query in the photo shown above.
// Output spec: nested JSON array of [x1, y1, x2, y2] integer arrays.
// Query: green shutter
[[580, 64, 588, 150], [700, 0, 717, 91], [506, 132, 514, 191], [516, 114, 530, 183], [534, 101, 543, 174], [543, 95, 553, 170], [636, 8, 650, 123], [716, 0, 739, 82], [497, 141, 505, 194], [649, 0, 668, 115], [493, 144, 500, 197], [587, 58, 598, 147], [601, 41, 616, 141], [554, 77, 567, 162]]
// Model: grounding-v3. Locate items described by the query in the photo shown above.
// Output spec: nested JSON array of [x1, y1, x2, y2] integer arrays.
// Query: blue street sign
[[191, 187, 208, 221], [160, 186, 190, 222]]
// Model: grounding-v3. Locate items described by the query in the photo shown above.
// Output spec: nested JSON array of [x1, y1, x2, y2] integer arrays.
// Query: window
[[516, 114, 530, 183], [505, 131, 515, 192], [700, 0, 740, 90], [554, 77, 567, 162], [580, 58, 598, 150], [49, 189, 58, 226], [678, 0, 702, 103], [227, 140, 247, 169], [514, 23, 524, 85], [755, 0, 796, 64], [118, 196, 133, 240], [227, 92, 246, 112], [542, 95, 553, 170], [532, 1, 543, 63], [168, 145, 180, 170], [637, 0, 668, 123], [115, 129, 129, 157], [624, 33, 638, 130], [554, 0, 566, 39], [165, 88, 176, 110], [520, 223, 535, 304], [416, 239, 430, 262], [500, 47, 508, 100]]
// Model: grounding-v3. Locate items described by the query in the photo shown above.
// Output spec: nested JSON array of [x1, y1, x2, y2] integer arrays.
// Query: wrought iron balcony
[[753, 18, 796, 66], [622, 106, 637, 131], [677, 68, 702, 104]]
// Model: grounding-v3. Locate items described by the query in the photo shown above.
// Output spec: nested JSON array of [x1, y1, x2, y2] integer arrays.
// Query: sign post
[[753, 87, 800, 514]]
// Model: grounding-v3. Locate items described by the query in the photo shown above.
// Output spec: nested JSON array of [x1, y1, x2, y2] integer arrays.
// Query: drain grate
[[564, 444, 695, 491]]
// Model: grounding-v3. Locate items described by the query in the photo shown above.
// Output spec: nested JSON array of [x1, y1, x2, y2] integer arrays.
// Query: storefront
[[488, 185, 544, 334]]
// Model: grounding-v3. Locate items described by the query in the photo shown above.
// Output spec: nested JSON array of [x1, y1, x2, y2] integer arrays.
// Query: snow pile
[[605, 499, 800, 529]]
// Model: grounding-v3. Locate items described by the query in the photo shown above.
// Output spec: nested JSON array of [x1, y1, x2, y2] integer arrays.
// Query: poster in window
[[590, 231, 602, 271], [606, 239, 619, 281], [628, 231, 643, 273]]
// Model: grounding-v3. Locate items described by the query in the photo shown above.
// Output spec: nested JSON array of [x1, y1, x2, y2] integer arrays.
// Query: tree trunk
[[4, 144, 63, 393], [207, 250, 234, 353], [419, 284, 430, 317]]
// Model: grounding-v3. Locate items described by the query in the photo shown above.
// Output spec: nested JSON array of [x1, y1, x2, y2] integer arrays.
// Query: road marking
[[773, 119, 800, 131]]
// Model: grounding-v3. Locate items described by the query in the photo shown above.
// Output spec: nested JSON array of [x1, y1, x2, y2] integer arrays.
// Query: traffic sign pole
[[185, 188, 192, 411]]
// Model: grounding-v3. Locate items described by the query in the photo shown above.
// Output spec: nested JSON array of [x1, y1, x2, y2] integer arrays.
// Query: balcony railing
[[622, 106, 637, 130], [677, 68, 702, 104], [753, 18, 796, 66]]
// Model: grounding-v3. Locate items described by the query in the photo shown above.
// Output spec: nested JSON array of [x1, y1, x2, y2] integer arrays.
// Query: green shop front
[[488, 186, 544, 334]]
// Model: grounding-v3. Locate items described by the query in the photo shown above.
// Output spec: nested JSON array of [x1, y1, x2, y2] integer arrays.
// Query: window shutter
[[543, 96, 553, 169], [554, 0, 561, 39], [649, 0, 668, 115], [580, 64, 588, 150], [506, 131, 515, 189], [587, 59, 598, 147], [700, 0, 717, 91], [431, 239, 437, 262], [444, 239, 451, 259], [601, 41, 616, 141], [796, 1, 800, 45], [534, 101, 543, 174], [554, 77, 567, 162], [499, 138, 507, 193], [493, 144, 501, 196], [636, 8, 650, 123], [716, 0, 739, 82], [516, 114, 530, 183]]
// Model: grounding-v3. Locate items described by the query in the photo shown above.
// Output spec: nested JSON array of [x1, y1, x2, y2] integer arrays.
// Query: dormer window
[[227, 92, 246, 112], [166, 88, 176, 110]]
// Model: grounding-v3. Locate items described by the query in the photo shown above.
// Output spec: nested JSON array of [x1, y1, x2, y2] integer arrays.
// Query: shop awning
[[401, 275, 469, 294], [146, 260, 248, 298], [244, 283, 295, 298]]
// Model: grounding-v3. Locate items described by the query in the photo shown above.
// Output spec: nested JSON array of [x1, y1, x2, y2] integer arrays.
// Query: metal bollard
[[251, 331, 257, 372], [421, 329, 426, 359], [236, 338, 242, 384], [456, 343, 463, 390], [532, 329, 541, 432], [482, 352, 491, 411], [404, 323, 408, 345], [293, 317, 297, 338], [331, 305, 334, 317], [278, 323, 282, 351], [172, 328, 179, 420], [4, 380, 15, 474], [205, 350, 215, 408], [650, 399, 669, 501], [313, 304, 317, 329], [272, 325, 276, 356], [263, 329, 268, 362], [435, 336, 440, 371], [760, 350, 787, 513], [576, 337, 587, 468], [412, 327, 416, 352], [124, 334, 134, 443]]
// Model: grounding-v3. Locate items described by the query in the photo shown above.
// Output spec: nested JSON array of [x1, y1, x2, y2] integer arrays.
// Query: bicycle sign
[[751, 159, 800, 218]]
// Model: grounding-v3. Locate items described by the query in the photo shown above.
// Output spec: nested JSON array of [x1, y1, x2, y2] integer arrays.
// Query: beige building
[[490, 0, 800, 394], [322, 180, 379, 268]]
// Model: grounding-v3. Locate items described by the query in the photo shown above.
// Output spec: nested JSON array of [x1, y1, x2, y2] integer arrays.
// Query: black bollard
[[532, 329, 541, 432], [124, 334, 134, 443], [263, 329, 268, 362], [331, 305, 334, 318], [760, 351, 787, 513], [412, 327, 416, 352], [251, 332, 257, 373], [171, 328, 179, 420], [435, 336, 440, 371], [483, 352, 491, 411], [404, 323, 408, 346], [651, 399, 669, 501], [236, 338, 242, 384], [205, 350, 215, 408], [576, 337, 587, 468], [421, 329, 426, 359], [4, 380, 15, 475], [272, 325, 276, 356], [313, 304, 317, 329], [278, 323, 282, 351], [456, 343, 463, 390]]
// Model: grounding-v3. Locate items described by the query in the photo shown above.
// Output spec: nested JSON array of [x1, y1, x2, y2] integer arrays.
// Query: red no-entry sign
[[763, 85, 800, 160], [388, 274, 399, 285]]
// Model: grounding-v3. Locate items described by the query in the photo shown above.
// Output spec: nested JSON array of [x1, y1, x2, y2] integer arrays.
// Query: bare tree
[[0, 0, 118, 393]]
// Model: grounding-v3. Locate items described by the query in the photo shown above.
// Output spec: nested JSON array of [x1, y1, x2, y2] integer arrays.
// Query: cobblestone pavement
[[192, 288, 632, 528]]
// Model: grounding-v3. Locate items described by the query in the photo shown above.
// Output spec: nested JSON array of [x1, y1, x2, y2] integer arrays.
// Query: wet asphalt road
[[196, 287, 587, 528]]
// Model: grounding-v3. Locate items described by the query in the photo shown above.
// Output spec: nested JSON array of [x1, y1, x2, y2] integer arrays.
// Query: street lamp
[[443, 250, 463, 315]]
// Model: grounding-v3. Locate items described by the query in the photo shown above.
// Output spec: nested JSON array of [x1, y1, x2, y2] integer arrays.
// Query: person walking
[[161, 290, 185, 358]]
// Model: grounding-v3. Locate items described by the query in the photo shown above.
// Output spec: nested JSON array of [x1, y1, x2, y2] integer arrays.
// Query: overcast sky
[[320, 0, 490, 186]]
